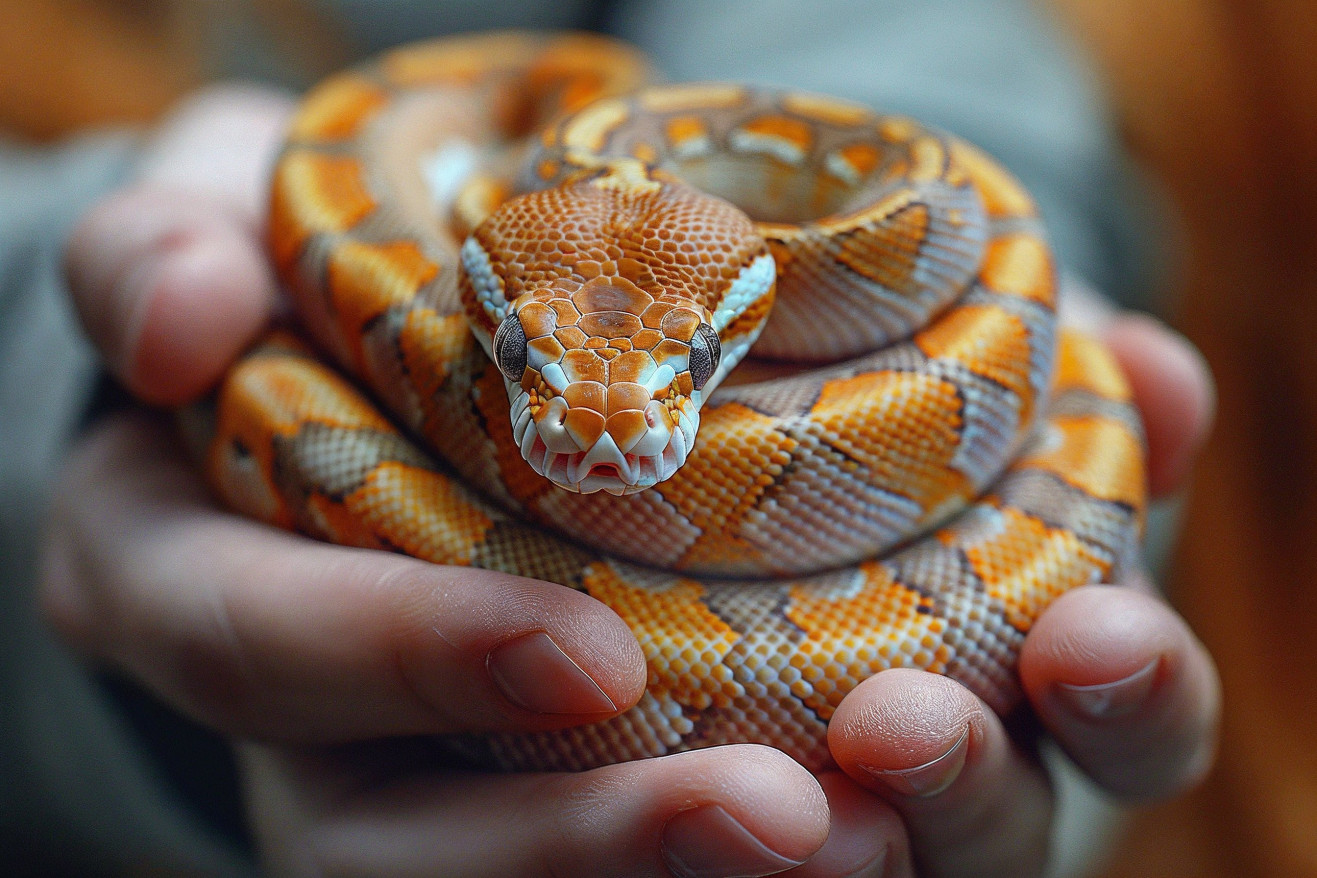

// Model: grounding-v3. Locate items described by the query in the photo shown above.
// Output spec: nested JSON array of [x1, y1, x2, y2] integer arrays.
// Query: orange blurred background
[[5, 1, 1315, 874], [1051, 2, 1317, 875], [0, 0, 199, 140]]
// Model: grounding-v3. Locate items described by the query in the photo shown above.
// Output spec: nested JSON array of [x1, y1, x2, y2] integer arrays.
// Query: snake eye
[[492, 312, 528, 382], [688, 322, 721, 391]]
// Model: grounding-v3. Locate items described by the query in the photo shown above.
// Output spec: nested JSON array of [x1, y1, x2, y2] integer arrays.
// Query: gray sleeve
[[0, 134, 251, 875], [611, 0, 1163, 307], [0, 134, 134, 504]]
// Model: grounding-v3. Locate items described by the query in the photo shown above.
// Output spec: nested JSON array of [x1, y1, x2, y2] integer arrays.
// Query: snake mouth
[[518, 427, 692, 495], [508, 385, 699, 494]]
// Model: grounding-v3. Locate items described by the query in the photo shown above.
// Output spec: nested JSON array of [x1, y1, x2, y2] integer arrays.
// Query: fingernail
[[486, 631, 616, 715], [863, 724, 970, 798], [1056, 657, 1160, 720], [662, 805, 804, 878]]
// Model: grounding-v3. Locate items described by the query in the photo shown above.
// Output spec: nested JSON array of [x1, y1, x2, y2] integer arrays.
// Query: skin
[[46, 86, 1220, 877]]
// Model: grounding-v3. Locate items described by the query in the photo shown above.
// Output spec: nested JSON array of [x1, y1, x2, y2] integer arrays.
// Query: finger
[[65, 185, 276, 404], [1019, 582, 1220, 800], [241, 743, 829, 878], [828, 669, 1053, 878], [1102, 314, 1215, 497], [784, 772, 915, 878], [40, 414, 647, 740], [134, 84, 294, 217], [64, 86, 292, 405]]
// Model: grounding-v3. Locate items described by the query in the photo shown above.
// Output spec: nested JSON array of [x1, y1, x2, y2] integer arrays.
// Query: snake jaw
[[480, 267, 730, 494], [509, 384, 695, 494]]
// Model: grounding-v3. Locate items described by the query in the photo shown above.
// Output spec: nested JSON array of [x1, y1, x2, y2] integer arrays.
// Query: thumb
[[135, 84, 295, 217], [65, 86, 295, 405]]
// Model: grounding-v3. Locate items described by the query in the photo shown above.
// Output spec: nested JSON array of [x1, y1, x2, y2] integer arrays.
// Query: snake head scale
[[460, 160, 775, 495]]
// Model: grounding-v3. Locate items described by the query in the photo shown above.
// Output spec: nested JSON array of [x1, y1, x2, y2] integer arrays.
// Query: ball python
[[198, 31, 1146, 772]]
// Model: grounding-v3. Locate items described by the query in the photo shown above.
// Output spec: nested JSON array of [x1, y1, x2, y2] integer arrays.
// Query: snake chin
[[529, 429, 692, 495], [507, 382, 699, 494], [512, 408, 696, 495]]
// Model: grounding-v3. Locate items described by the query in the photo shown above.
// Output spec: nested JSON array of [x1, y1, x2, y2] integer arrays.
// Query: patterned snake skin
[[199, 32, 1146, 772]]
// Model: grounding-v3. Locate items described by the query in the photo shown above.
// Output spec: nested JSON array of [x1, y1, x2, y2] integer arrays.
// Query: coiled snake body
[[203, 32, 1146, 772]]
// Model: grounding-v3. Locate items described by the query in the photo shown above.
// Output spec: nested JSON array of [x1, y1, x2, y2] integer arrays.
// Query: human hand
[[54, 85, 840, 876], [49, 85, 1219, 876], [820, 309, 1219, 875]]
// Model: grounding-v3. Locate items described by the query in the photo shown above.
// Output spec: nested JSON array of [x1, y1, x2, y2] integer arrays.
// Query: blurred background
[[1050, 2, 1317, 874], [2, 0, 1314, 875]]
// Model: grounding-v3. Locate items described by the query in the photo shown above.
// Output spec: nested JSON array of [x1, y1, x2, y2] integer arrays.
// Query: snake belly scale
[[200, 31, 1146, 772]]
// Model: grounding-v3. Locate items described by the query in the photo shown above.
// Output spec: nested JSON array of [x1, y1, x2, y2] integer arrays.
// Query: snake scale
[[199, 32, 1146, 772]]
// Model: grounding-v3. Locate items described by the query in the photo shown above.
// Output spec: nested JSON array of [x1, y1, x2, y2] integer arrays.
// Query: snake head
[[460, 164, 774, 495], [478, 274, 723, 495]]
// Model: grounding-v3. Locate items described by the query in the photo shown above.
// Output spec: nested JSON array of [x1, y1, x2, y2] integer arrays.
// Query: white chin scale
[[507, 385, 698, 496]]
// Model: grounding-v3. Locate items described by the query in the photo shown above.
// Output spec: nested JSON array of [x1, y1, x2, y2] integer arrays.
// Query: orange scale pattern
[[583, 566, 742, 711], [961, 502, 1108, 631], [327, 241, 440, 371], [350, 462, 494, 565], [268, 151, 376, 272], [916, 304, 1036, 414], [205, 31, 1147, 773], [288, 74, 389, 141], [810, 370, 973, 509]]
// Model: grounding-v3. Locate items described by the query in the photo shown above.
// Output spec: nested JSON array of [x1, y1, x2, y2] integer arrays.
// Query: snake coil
[[199, 32, 1146, 772]]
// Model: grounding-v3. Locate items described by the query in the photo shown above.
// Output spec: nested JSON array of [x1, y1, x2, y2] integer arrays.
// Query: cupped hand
[[48, 85, 1219, 877], [45, 411, 834, 877], [818, 310, 1218, 876]]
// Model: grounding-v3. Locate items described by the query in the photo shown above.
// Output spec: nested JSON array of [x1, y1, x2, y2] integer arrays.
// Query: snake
[[197, 31, 1146, 772]]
